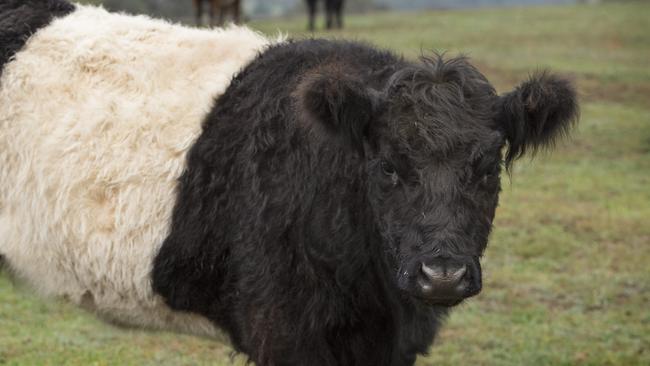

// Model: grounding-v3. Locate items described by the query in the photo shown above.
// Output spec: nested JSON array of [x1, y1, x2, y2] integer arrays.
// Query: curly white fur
[[0, 4, 273, 338]]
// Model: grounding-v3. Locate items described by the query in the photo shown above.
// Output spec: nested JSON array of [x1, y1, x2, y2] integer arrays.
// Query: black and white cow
[[0, 1, 578, 365]]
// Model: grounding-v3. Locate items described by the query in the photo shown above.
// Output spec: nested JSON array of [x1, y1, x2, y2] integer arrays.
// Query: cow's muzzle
[[398, 254, 482, 306]]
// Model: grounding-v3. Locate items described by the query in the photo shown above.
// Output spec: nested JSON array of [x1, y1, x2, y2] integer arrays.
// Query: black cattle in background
[[306, 0, 344, 31]]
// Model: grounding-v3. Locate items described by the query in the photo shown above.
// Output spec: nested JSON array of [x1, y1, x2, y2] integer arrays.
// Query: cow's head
[[297, 55, 578, 307]]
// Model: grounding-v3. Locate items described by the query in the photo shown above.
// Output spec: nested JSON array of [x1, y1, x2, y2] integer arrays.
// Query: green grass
[[2, 2, 649, 365]]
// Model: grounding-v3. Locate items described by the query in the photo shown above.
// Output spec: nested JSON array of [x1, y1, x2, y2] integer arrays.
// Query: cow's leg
[[209, 0, 218, 27], [325, 0, 335, 30], [218, 4, 226, 26], [306, 0, 316, 31], [233, 0, 241, 24], [194, 0, 202, 27], [336, 0, 343, 29]]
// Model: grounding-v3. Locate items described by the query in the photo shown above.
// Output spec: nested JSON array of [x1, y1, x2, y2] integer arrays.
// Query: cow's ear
[[297, 71, 377, 154], [497, 71, 579, 167]]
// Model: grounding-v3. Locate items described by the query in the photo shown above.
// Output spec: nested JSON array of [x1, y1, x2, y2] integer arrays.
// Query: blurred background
[[0, 0, 648, 365], [74, 0, 586, 22]]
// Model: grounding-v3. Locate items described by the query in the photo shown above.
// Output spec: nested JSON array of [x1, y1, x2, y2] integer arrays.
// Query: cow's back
[[0, 3, 269, 338]]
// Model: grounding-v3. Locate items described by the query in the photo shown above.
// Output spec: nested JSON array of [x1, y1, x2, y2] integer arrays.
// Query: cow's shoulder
[[0, 0, 75, 76]]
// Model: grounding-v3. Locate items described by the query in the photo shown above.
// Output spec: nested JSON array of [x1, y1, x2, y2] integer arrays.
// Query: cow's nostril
[[420, 262, 444, 280], [420, 263, 467, 282]]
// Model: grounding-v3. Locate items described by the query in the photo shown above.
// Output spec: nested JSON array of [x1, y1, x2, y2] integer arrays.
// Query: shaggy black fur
[[306, 0, 344, 31], [153, 38, 577, 366], [0, 0, 74, 77]]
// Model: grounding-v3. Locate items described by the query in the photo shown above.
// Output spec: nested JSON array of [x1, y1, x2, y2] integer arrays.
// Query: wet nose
[[416, 257, 476, 305]]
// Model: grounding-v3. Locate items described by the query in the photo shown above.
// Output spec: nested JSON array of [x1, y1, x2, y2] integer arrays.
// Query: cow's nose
[[416, 257, 472, 305]]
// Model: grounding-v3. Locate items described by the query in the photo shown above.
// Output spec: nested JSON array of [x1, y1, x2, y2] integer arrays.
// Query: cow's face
[[364, 58, 504, 306], [297, 56, 577, 307]]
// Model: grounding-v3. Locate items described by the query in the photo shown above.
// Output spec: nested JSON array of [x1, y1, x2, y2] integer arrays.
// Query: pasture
[[1, 2, 648, 365]]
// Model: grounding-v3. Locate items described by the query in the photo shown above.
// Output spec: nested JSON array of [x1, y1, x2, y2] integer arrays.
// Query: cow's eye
[[480, 170, 500, 187], [481, 174, 491, 186], [380, 161, 396, 176]]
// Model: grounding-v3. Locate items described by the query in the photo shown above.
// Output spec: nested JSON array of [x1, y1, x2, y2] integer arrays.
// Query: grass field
[[1, 2, 649, 365]]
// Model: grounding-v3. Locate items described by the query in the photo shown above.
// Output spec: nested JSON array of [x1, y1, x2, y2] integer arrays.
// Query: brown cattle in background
[[193, 0, 241, 27]]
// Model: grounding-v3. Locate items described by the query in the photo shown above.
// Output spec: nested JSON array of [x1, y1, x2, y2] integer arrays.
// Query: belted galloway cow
[[0, 1, 578, 365]]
